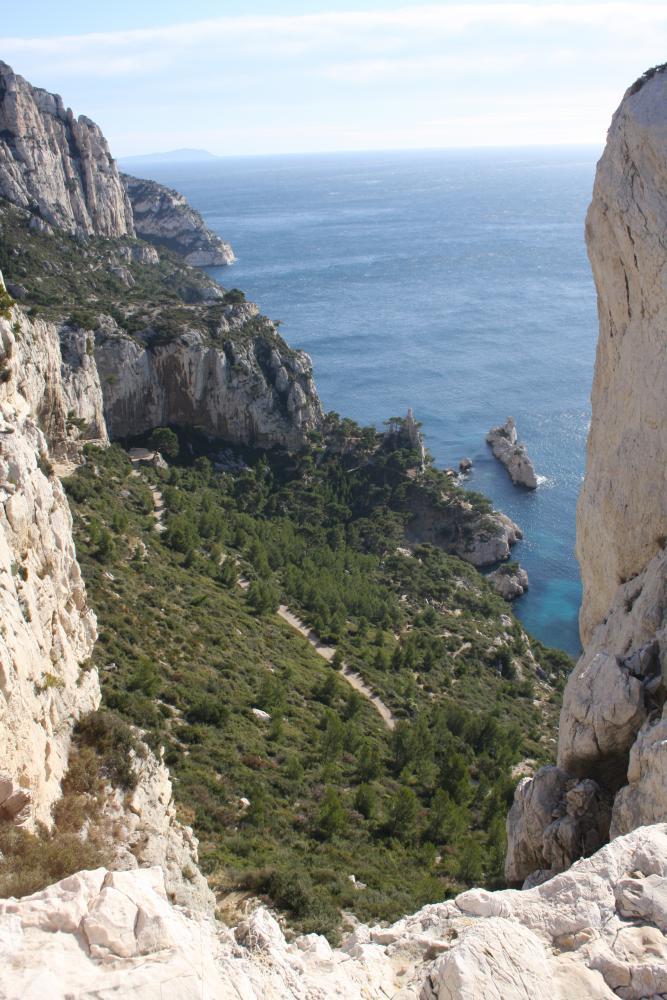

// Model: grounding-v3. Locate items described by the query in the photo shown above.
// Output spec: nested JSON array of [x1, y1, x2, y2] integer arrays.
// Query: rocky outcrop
[[105, 744, 214, 915], [122, 173, 235, 266], [0, 62, 133, 236], [578, 67, 667, 644], [488, 563, 529, 600], [406, 486, 523, 568], [505, 766, 611, 884], [507, 546, 667, 882], [2, 824, 667, 999], [0, 308, 100, 827], [448, 510, 523, 567], [487, 417, 538, 489], [94, 317, 323, 451]]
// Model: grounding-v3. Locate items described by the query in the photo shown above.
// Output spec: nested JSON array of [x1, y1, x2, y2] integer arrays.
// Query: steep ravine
[[1, 63, 667, 1000]]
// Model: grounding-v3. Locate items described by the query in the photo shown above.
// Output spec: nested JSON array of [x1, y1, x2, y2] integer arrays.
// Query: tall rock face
[[122, 173, 235, 266], [506, 68, 667, 885], [8, 309, 108, 460], [0, 62, 133, 237], [94, 317, 323, 451], [0, 305, 100, 827], [578, 67, 667, 645]]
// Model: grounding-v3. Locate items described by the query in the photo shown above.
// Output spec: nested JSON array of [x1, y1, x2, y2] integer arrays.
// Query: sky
[[2, 1, 667, 156]]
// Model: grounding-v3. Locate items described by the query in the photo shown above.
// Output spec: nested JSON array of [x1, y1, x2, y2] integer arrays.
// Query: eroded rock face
[[123, 173, 235, 265], [0, 310, 100, 827], [487, 417, 538, 489], [507, 71, 667, 884], [6, 309, 108, 460], [2, 825, 667, 1000], [578, 68, 667, 644], [505, 766, 610, 884], [611, 709, 667, 838], [0, 61, 133, 236], [94, 319, 323, 451]]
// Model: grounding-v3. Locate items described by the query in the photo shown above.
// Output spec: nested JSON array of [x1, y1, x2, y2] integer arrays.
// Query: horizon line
[[116, 140, 604, 162]]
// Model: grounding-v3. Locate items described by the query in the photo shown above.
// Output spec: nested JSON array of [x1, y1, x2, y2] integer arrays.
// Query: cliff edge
[[0, 62, 133, 237], [578, 66, 667, 644], [506, 67, 667, 887]]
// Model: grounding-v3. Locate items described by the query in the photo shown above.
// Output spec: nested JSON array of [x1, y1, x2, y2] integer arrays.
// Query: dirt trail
[[150, 488, 165, 531], [276, 606, 396, 731], [237, 576, 395, 730]]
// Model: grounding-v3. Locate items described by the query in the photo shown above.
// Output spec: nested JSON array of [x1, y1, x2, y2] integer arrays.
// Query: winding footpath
[[276, 606, 397, 731], [238, 578, 396, 731], [143, 473, 396, 732]]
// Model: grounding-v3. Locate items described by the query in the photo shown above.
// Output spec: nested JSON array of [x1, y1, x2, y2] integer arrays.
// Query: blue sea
[[123, 147, 602, 657]]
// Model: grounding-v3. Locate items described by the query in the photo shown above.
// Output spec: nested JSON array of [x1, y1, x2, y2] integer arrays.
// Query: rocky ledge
[[2, 824, 667, 999], [122, 173, 235, 266], [487, 417, 538, 489]]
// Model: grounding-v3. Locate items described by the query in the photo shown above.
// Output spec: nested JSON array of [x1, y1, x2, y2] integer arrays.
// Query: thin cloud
[[2, 4, 666, 152]]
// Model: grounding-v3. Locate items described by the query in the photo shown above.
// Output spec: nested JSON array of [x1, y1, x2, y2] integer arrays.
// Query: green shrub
[[75, 710, 143, 790]]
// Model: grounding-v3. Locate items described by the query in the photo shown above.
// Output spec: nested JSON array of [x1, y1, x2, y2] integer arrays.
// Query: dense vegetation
[[66, 426, 569, 938]]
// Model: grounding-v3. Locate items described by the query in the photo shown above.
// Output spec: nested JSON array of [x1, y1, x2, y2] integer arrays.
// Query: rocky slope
[[578, 65, 667, 644], [123, 173, 235, 266], [506, 68, 667, 887], [2, 824, 667, 999], [0, 62, 133, 237]]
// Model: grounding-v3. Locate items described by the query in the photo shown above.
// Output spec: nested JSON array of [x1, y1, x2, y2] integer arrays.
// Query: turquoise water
[[122, 147, 601, 656]]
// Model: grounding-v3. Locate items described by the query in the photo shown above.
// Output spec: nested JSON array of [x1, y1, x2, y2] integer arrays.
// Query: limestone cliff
[[94, 314, 323, 450], [8, 308, 108, 460], [0, 62, 133, 237], [506, 68, 667, 886], [0, 305, 100, 827], [122, 173, 235, 266], [578, 66, 667, 644]]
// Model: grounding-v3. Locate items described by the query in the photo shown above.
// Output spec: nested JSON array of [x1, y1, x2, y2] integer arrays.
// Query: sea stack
[[486, 417, 538, 489]]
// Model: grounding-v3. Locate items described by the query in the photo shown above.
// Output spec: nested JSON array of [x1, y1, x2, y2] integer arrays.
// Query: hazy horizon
[[118, 141, 603, 162]]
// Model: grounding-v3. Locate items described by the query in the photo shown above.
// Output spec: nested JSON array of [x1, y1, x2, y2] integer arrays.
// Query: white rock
[[487, 417, 538, 489], [578, 68, 667, 643], [251, 707, 271, 721], [0, 61, 133, 236], [3, 828, 667, 999]]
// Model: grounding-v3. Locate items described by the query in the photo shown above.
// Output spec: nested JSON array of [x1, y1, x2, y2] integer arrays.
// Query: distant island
[[118, 147, 219, 166]]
